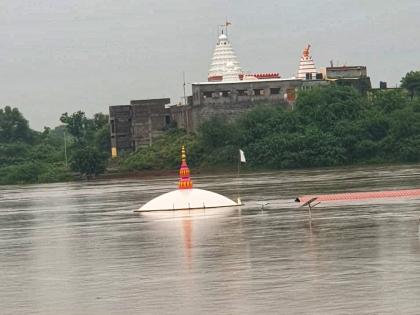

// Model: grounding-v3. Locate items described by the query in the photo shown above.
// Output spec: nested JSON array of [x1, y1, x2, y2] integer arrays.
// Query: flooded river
[[1, 164, 420, 314]]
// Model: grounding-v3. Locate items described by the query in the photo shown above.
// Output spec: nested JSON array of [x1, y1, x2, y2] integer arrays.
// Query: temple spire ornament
[[178, 145, 193, 189], [297, 44, 317, 80]]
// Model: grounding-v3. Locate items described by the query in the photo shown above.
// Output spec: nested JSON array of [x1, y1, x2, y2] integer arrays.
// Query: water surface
[[1, 164, 420, 314]]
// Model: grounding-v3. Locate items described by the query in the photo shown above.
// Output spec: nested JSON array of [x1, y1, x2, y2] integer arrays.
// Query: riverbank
[[33, 161, 420, 186], [1, 157, 419, 187], [2, 85, 420, 185]]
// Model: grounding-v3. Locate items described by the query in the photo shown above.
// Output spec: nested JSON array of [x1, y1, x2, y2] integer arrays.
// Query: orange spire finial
[[178, 145, 193, 189], [303, 44, 311, 58]]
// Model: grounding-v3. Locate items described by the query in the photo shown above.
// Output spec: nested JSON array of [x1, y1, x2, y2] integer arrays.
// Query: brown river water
[[1, 164, 420, 314]]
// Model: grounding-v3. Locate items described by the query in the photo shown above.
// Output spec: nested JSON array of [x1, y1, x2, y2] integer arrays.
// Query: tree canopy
[[0, 106, 72, 184], [0, 106, 34, 143], [401, 70, 420, 99], [60, 111, 110, 178], [0, 107, 110, 184]]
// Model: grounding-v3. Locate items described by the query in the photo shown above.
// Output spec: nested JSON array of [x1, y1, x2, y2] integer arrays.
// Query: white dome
[[138, 188, 239, 211]]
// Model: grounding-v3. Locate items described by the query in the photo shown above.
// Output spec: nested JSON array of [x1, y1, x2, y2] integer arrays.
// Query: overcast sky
[[1, 0, 419, 130]]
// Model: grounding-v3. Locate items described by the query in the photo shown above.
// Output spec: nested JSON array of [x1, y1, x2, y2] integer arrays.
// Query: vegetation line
[[1, 71, 420, 185]]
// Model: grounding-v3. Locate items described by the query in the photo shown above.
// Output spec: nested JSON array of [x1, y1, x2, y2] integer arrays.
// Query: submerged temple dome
[[137, 146, 239, 212], [297, 44, 317, 80], [208, 30, 243, 82]]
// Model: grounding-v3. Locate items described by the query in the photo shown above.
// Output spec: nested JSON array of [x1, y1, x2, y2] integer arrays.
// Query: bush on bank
[[0, 107, 109, 185]]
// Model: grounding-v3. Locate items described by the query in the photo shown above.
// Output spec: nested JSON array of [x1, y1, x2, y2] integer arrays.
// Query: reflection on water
[[1, 164, 420, 314], [183, 219, 192, 268]]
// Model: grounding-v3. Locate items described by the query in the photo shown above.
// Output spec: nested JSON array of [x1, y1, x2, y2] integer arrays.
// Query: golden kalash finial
[[181, 146, 187, 161], [178, 145, 193, 189], [303, 44, 311, 58]]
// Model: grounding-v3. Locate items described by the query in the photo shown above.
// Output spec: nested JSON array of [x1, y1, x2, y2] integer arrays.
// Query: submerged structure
[[136, 146, 239, 212]]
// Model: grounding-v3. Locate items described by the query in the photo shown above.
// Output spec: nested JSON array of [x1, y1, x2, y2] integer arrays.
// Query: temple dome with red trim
[[208, 31, 243, 82], [137, 146, 240, 212], [207, 23, 281, 82], [297, 44, 317, 80]]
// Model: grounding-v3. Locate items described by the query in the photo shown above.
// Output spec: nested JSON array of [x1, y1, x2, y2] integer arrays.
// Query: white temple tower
[[297, 45, 317, 80], [208, 31, 243, 82]]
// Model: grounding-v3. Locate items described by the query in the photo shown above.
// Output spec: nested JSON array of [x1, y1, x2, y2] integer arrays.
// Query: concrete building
[[324, 66, 367, 79], [321, 66, 371, 94], [109, 105, 132, 157], [109, 98, 170, 157], [190, 78, 327, 130]]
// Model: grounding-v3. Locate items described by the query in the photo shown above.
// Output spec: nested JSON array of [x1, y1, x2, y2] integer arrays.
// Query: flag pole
[[237, 149, 242, 205]]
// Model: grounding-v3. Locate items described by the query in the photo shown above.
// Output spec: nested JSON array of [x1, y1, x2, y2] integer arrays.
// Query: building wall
[[131, 100, 169, 148], [170, 105, 193, 131], [109, 105, 132, 157], [109, 98, 170, 156], [189, 79, 326, 130], [190, 100, 280, 131], [325, 66, 367, 79], [192, 79, 304, 107]]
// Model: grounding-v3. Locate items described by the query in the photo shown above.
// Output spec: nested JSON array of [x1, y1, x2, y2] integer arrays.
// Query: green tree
[[60, 111, 93, 143], [0, 106, 34, 143], [93, 113, 111, 155], [401, 71, 420, 100], [60, 111, 109, 178], [198, 116, 237, 149], [70, 146, 107, 178]]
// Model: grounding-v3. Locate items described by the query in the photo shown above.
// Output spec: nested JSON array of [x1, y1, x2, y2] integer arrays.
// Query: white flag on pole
[[239, 149, 246, 163]]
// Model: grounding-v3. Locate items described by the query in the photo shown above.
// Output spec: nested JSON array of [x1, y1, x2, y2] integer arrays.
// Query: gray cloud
[[1, 0, 419, 129]]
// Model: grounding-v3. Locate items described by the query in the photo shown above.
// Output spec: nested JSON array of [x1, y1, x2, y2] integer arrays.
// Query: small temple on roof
[[136, 146, 239, 212], [297, 44, 317, 80]]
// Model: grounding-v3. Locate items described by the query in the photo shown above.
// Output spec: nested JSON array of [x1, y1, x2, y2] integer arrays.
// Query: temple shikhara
[[297, 45, 317, 80], [208, 31, 243, 82], [208, 25, 280, 82], [110, 22, 371, 156]]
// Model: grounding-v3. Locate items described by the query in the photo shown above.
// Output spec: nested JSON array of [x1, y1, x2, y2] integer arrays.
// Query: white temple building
[[208, 31, 243, 82], [206, 23, 281, 82], [297, 45, 317, 80]]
